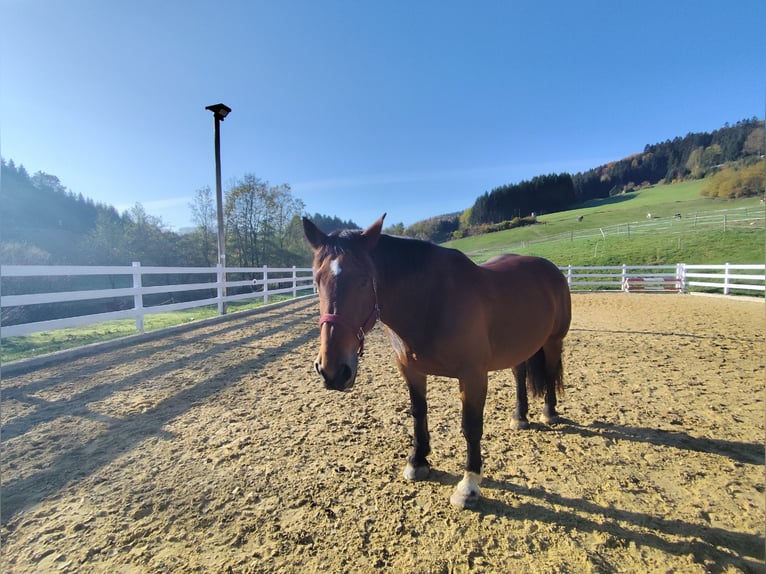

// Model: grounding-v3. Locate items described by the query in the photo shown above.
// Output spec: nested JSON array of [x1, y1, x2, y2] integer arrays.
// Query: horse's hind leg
[[540, 339, 564, 425], [510, 363, 530, 430], [400, 364, 431, 481]]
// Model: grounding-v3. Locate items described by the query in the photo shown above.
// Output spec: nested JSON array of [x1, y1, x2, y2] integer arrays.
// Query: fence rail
[[1, 262, 763, 340], [562, 263, 765, 295], [1, 263, 315, 339]]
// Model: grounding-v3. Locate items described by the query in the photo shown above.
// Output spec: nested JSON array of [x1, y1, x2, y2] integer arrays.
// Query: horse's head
[[303, 215, 385, 391]]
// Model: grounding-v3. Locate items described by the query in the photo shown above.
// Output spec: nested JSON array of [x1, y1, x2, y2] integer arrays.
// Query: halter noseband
[[318, 279, 380, 357]]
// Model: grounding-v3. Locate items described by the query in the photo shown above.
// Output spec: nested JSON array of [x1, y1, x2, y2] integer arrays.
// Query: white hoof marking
[[450, 471, 482, 508], [403, 462, 429, 481]]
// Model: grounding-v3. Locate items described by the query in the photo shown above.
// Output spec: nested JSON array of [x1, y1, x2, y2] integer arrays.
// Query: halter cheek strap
[[318, 279, 381, 357], [319, 303, 380, 357]]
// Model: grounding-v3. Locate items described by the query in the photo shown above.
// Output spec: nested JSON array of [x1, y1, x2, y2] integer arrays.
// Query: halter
[[318, 279, 380, 357]]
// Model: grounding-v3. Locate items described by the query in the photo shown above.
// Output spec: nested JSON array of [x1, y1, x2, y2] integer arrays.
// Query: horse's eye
[[360, 277, 369, 288]]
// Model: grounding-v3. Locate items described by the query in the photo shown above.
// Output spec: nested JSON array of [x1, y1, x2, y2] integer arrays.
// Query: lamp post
[[205, 103, 231, 314]]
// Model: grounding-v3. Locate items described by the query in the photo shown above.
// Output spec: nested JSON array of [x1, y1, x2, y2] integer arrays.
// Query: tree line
[[1, 118, 763, 267], [0, 162, 322, 268], [457, 118, 764, 236]]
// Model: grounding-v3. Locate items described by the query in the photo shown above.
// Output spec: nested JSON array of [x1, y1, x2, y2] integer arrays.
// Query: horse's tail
[[525, 347, 564, 397]]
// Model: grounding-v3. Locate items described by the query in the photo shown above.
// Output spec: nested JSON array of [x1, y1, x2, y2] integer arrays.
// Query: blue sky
[[2, 1, 764, 230]]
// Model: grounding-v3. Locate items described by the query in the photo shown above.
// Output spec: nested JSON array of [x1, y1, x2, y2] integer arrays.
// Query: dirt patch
[[1, 294, 764, 573]]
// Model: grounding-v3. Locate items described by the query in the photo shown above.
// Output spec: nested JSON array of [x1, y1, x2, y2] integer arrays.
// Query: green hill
[[444, 180, 765, 266]]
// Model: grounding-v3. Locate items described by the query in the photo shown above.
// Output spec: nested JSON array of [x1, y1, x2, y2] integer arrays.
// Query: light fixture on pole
[[206, 103, 232, 314]]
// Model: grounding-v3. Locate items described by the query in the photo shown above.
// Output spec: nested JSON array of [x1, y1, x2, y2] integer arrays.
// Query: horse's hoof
[[510, 418, 530, 430], [450, 489, 480, 509], [403, 462, 430, 481], [540, 413, 561, 425], [449, 471, 482, 509]]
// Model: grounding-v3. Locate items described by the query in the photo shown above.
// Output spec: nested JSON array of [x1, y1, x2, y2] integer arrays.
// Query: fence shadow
[[570, 326, 763, 344], [482, 476, 763, 572], [1, 297, 317, 384], [557, 421, 764, 466], [0, 314, 318, 523], [421, 468, 762, 572], [0, 303, 316, 441]]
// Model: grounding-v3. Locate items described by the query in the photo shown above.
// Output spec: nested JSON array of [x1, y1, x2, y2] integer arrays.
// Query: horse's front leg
[[399, 364, 431, 481], [450, 373, 488, 508]]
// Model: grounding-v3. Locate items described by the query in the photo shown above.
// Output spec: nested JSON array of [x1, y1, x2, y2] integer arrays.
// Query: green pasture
[[445, 180, 765, 265]]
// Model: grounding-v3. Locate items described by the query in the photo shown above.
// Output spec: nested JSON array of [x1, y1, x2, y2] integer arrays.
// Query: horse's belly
[[487, 320, 555, 370], [487, 340, 541, 371]]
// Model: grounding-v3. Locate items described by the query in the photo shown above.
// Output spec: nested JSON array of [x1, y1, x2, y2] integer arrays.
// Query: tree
[[189, 185, 217, 266], [225, 174, 269, 267], [0, 241, 51, 264], [702, 159, 765, 199], [123, 203, 176, 265], [701, 144, 723, 168], [743, 126, 765, 156], [269, 184, 306, 262], [224, 174, 304, 267], [307, 214, 359, 233], [384, 222, 405, 236], [85, 210, 128, 264], [685, 147, 705, 178]]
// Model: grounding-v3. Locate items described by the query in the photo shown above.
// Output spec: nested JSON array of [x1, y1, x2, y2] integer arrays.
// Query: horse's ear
[[303, 217, 326, 251], [361, 213, 386, 251]]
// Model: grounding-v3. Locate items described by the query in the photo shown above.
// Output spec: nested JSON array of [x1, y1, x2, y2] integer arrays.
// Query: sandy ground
[[1, 293, 764, 573]]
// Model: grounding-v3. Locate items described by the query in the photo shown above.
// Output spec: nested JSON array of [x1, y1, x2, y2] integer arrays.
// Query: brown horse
[[303, 214, 571, 508]]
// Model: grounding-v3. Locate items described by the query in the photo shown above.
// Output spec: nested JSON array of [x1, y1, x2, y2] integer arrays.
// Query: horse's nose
[[314, 359, 355, 391]]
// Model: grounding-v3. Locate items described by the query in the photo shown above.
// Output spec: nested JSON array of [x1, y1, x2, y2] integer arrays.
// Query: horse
[[302, 214, 571, 508]]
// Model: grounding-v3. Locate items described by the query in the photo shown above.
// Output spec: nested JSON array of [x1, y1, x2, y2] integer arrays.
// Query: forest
[[1, 118, 763, 266], [0, 166, 317, 267], [464, 118, 764, 229]]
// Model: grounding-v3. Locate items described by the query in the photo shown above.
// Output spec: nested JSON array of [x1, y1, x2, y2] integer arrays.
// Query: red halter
[[318, 280, 380, 357]]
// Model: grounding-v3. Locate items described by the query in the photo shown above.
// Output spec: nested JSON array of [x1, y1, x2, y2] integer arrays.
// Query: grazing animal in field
[[303, 215, 572, 508]]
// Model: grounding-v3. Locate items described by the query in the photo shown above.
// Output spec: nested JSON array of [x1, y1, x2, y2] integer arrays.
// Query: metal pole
[[213, 115, 227, 314]]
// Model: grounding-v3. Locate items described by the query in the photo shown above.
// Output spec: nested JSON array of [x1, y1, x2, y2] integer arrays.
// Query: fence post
[[132, 261, 144, 333], [621, 263, 627, 291], [677, 263, 686, 294], [724, 262, 731, 295], [567, 264, 572, 288], [216, 263, 225, 315], [292, 266, 298, 297], [263, 265, 269, 304]]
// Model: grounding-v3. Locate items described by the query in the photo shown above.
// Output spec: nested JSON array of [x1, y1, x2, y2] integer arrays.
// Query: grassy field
[[444, 180, 765, 265]]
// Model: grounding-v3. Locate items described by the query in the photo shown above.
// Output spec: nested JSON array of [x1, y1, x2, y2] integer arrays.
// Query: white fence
[[0, 263, 315, 339], [0, 262, 763, 340], [562, 263, 765, 295]]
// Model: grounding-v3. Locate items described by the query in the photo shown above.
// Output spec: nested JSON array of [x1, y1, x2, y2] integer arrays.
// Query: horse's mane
[[374, 234, 472, 279], [313, 228, 363, 259], [315, 228, 471, 279]]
